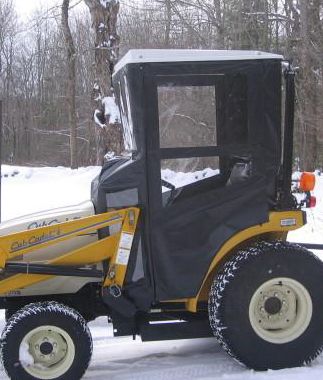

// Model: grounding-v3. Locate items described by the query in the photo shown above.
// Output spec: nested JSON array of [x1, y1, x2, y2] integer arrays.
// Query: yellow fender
[[185, 210, 305, 312]]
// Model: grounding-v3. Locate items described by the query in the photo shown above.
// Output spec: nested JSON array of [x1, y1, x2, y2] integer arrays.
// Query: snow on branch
[[102, 96, 120, 124], [100, 0, 119, 8], [93, 97, 120, 128]]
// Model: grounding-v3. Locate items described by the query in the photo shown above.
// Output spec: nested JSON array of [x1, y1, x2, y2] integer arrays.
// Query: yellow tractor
[[0, 50, 320, 379]]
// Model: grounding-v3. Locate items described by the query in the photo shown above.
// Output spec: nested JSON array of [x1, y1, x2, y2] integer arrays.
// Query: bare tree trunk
[[298, 0, 318, 171], [84, 0, 122, 165], [213, 0, 225, 48], [164, 0, 172, 47], [61, 0, 78, 169]]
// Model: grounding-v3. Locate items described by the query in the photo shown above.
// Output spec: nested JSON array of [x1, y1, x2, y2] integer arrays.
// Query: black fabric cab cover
[[92, 53, 282, 301]]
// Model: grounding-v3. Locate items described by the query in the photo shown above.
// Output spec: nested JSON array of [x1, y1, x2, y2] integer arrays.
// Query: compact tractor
[[0, 49, 321, 379]]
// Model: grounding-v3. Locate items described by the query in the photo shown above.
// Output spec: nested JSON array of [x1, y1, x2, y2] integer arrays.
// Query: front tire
[[1, 301, 93, 379], [208, 241, 323, 370]]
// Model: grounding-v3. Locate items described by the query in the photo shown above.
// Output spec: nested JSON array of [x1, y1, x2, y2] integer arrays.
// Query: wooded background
[[0, 0, 322, 170]]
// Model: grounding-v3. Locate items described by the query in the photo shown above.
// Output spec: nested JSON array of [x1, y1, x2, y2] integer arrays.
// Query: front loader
[[0, 49, 322, 379]]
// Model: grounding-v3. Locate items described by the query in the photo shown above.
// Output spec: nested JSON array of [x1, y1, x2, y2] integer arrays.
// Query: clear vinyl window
[[161, 157, 220, 206], [157, 75, 249, 208], [158, 85, 217, 148]]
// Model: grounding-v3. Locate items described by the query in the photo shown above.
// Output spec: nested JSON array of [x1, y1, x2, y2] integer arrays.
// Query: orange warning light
[[299, 172, 315, 192]]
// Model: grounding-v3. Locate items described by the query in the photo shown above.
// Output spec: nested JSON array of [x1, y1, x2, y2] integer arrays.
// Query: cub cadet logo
[[27, 216, 80, 230], [10, 228, 61, 253]]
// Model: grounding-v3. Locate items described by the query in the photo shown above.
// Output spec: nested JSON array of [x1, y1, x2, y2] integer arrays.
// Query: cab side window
[[156, 75, 248, 207]]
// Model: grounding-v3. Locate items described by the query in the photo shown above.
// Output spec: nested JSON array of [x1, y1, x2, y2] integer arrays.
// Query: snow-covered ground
[[0, 165, 323, 379]]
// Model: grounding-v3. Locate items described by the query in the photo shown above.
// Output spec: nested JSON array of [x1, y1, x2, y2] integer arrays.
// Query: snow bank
[[1, 165, 101, 221], [161, 168, 219, 189]]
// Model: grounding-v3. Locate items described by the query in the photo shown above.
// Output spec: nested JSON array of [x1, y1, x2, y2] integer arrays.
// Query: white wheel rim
[[249, 277, 312, 344], [19, 325, 75, 379]]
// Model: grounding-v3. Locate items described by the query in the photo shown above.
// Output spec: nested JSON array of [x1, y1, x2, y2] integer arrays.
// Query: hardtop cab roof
[[113, 49, 283, 75]]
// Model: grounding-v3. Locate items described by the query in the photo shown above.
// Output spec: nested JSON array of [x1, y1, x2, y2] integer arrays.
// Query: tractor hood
[[0, 200, 95, 236]]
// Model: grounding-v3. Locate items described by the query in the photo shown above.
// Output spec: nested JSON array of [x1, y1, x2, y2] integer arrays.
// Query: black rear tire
[[208, 241, 323, 370], [1, 301, 93, 379]]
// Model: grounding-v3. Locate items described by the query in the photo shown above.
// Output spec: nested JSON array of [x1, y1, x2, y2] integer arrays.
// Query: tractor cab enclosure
[[91, 49, 284, 302]]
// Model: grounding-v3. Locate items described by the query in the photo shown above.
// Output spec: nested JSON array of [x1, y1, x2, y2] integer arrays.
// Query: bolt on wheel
[[20, 325, 75, 379], [249, 277, 312, 344], [1, 302, 92, 380]]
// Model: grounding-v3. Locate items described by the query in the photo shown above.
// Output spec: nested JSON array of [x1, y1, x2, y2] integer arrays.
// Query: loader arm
[[0, 207, 140, 295]]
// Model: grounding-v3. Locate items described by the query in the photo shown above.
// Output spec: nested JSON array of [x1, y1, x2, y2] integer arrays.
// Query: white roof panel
[[114, 49, 283, 75]]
